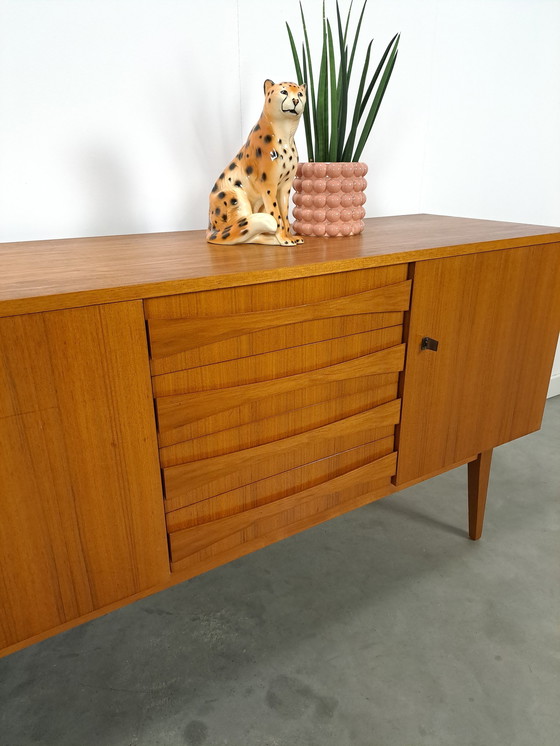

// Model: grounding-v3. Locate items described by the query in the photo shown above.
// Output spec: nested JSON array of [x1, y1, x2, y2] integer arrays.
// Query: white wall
[[1, 0, 558, 388]]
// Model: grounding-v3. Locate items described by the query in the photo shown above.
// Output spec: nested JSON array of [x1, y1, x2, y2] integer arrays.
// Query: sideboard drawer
[[168, 450, 399, 571], [162, 397, 402, 508], [144, 265, 410, 374], [165, 434, 396, 532], [144, 265, 409, 577]]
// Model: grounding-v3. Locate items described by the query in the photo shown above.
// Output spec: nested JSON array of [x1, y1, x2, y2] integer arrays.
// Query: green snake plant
[[286, 0, 399, 162]]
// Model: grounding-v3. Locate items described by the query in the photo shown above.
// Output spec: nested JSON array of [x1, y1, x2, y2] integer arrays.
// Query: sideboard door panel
[[396, 243, 560, 484], [0, 302, 169, 649]]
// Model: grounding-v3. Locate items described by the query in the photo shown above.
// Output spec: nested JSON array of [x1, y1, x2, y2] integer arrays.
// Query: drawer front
[[144, 266, 410, 574], [168, 452, 398, 572], [165, 435, 396, 532], [162, 398, 402, 504], [145, 265, 410, 374]]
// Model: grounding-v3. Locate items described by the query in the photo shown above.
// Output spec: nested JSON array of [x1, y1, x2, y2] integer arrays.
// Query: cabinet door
[[396, 243, 560, 484], [0, 302, 169, 651]]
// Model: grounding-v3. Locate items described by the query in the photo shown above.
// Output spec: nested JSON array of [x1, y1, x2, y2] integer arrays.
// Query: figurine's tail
[[206, 213, 277, 245]]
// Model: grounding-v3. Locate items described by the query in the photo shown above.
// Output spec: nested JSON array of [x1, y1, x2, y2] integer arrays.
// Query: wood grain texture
[[147, 281, 411, 358], [396, 243, 560, 483], [152, 330, 403, 397], [156, 344, 405, 436], [1, 469, 391, 658], [163, 399, 401, 505], [165, 436, 395, 531], [0, 441, 476, 659], [146, 265, 407, 375], [160, 388, 398, 468], [392, 456, 476, 492], [0, 303, 169, 649], [159, 373, 400, 446], [165, 390, 397, 511], [468, 450, 493, 540], [145, 265, 408, 319], [169, 452, 398, 564], [153, 313, 405, 376], [3, 215, 560, 657], [152, 263, 407, 569], [169, 479, 393, 575], [0, 445, 488, 660], [2, 215, 559, 317]]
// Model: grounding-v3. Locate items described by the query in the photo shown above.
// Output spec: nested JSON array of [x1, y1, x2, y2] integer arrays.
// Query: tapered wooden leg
[[468, 449, 493, 540]]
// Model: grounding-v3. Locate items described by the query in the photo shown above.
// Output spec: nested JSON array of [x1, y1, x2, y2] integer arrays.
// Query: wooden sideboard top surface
[[2, 213, 559, 317]]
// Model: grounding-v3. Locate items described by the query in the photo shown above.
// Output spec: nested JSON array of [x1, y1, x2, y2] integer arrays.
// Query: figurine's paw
[[277, 231, 304, 246], [279, 237, 302, 246]]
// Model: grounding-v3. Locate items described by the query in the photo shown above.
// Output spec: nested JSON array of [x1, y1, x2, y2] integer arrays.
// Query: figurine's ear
[[301, 83, 307, 93], [263, 79, 274, 95]]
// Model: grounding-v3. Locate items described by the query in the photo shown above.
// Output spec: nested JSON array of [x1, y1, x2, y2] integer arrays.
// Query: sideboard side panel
[[0, 302, 169, 650], [396, 243, 560, 484]]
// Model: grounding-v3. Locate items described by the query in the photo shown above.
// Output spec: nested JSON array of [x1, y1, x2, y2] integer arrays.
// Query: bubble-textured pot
[[292, 162, 368, 237]]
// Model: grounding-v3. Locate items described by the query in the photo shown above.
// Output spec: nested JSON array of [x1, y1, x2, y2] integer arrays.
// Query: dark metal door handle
[[421, 336, 439, 351]]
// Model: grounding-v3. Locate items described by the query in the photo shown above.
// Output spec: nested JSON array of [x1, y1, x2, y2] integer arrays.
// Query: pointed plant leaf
[[342, 0, 354, 45], [286, 22, 303, 83], [327, 20, 339, 161], [337, 43, 348, 160], [316, 1, 329, 161], [300, 1, 319, 149], [301, 41, 314, 161], [290, 2, 399, 163], [347, 0, 368, 82], [336, 1, 345, 49], [359, 32, 399, 119], [335, 1, 345, 92], [286, 22, 314, 161], [353, 44, 399, 161], [342, 38, 372, 160]]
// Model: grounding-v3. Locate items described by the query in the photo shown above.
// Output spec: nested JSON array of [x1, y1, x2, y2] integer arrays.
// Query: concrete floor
[[1, 398, 559, 746]]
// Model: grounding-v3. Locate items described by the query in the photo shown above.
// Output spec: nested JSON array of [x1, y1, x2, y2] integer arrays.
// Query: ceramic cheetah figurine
[[207, 79, 306, 246]]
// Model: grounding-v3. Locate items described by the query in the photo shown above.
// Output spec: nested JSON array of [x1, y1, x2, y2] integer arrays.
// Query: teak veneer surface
[[2, 214, 559, 658], [0, 302, 169, 649], [2, 214, 560, 316], [147, 281, 411, 358], [396, 243, 560, 483], [155, 348, 403, 436], [162, 399, 401, 503], [169, 452, 399, 566], [164, 436, 396, 531]]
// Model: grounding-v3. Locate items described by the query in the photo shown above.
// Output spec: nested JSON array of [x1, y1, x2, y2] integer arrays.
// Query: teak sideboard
[[1, 214, 559, 657]]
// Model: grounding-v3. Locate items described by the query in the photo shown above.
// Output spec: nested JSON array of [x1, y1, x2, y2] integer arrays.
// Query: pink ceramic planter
[[292, 162, 368, 237]]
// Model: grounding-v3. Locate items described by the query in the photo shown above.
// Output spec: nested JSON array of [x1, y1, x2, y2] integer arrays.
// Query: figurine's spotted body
[[207, 80, 306, 246]]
